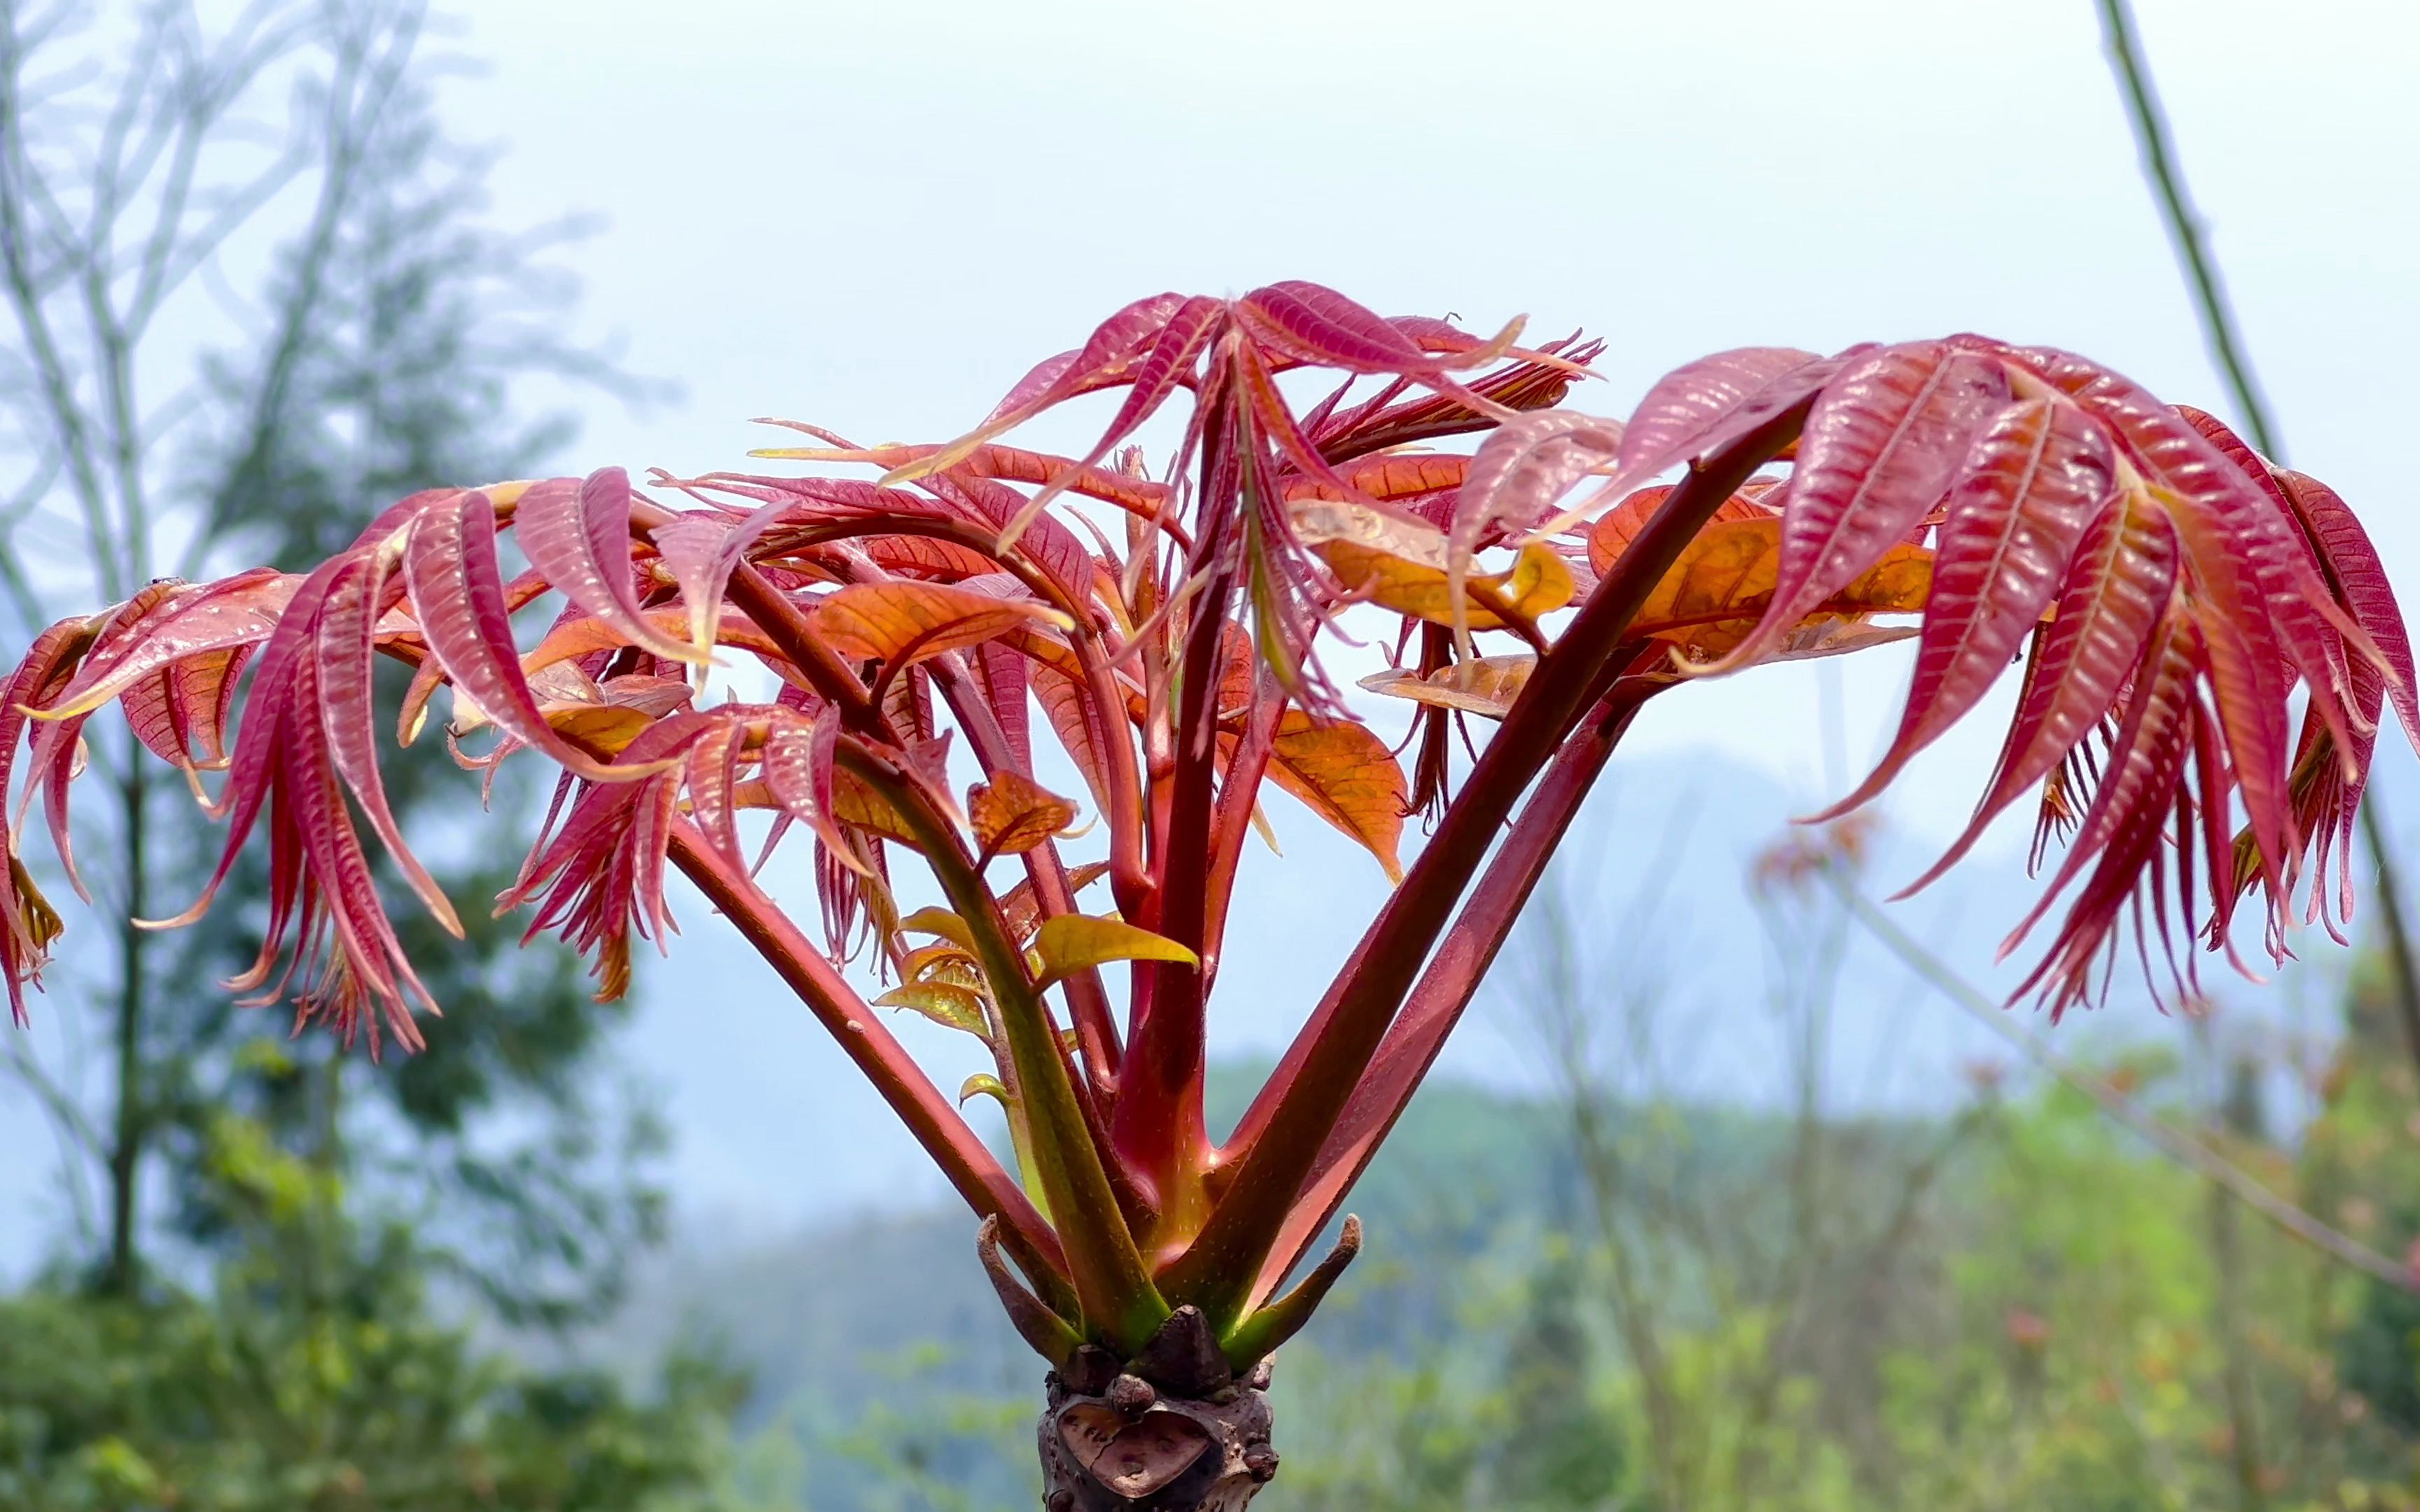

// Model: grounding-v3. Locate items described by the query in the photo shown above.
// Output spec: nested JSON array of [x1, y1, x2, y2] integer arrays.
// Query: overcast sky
[[438, 0, 2420, 836], [9, 0, 2418, 1259]]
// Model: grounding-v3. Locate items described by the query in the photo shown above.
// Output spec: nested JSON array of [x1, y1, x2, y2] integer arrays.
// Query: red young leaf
[[1448, 410, 1625, 587], [515, 468, 700, 664], [2001, 351, 2371, 823], [401, 489, 651, 785], [317, 545, 461, 934], [981, 291, 1190, 428], [1905, 491, 2181, 895], [888, 292, 1199, 487], [1815, 396, 2115, 818], [682, 718, 750, 876], [2269, 464, 2418, 746], [2003, 603, 2197, 957], [32, 568, 295, 724], [1235, 281, 1472, 376], [0, 615, 99, 1022], [1701, 342, 2009, 673], [648, 500, 793, 659], [758, 701, 857, 865]]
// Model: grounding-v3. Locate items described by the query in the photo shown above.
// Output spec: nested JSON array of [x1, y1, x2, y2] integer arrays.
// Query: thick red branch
[[1163, 408, 1811, 1319], [1110, 394, 1246, 1240], [1245, 683, 1649, 1306]]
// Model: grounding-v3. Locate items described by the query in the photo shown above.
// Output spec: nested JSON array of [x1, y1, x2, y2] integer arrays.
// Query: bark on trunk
[[1035, 1307, 1280, 1511]]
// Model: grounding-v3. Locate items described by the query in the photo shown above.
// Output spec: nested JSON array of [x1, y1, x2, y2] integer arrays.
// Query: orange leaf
[[1281, 452, 1470, 505], [517, 608, 784, 677], [861, 534, 1006, 582], [1265, 713, 1408, 882], [1318, 538, 1575, 631], [1586, 481, 1779, 573], [812, 581, 1071, 667], [1358, 654, 1536, 720], [833, 767, 927, 849], [1594, 508, 1933, 664], [970, 769, 1078, 859]]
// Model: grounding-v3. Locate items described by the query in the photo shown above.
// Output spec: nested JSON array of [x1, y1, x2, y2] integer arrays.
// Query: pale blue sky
[[7, 0, 2416, 1259], [441, 0, 2420, 839]]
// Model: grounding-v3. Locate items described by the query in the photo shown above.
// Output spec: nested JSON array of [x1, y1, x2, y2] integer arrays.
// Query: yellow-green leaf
[[875, 981, 991, 1037], [899, 906, 976, 952], [1032, 914, 1197, 986], [902, 940, 985, 989]]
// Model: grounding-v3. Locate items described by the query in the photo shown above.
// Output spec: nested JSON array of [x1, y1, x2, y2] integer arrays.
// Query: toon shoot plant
[[5, 284, 2413, 1508]]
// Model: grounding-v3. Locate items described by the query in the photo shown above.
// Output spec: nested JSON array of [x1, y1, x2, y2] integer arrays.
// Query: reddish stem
[[1202, 671, 1284, 986], [867, 588, 1125, 1094], [1245, 682, 1648, 1306], [1162, 410, 1810, 1319], [1111, 398, 1246, 1242], [847, 748, 1170, 1350]]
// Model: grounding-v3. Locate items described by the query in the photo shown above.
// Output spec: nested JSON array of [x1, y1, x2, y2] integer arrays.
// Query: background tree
[[0, 0, 662, 1321], [0, 5, 737, 1507]]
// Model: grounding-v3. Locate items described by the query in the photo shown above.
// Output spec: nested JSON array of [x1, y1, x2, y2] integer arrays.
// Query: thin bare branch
[[1837, 876, 2419, 1294]]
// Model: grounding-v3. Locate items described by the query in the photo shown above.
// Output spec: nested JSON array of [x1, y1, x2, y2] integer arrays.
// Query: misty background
[[7, 0, 2415, 1270], [3, 2, 2418, 1507]]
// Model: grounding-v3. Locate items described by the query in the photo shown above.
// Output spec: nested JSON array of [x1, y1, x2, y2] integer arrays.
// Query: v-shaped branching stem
[[1165, 403, 1817, 1324]]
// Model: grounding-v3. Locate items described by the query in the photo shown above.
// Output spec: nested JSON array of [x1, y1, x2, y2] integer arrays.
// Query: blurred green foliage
[[0, 1128, 744, 1512], [1, 8, 732, 1510], [627, 962, 2420, 1511], [1250, 965, 2420, 1511]]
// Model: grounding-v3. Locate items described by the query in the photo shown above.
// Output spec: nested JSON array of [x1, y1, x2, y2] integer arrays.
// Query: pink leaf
[[1904, 493, 2180, 895], [515, 468, 700, 664], [1234, 282, 1446, 374], [1815, 396, 2114, 818], [982, 291, 1190, 428], [33, 568, 295, 722], [1703, 342, 2009, 673], [401, 489, 651, 785], [2001, 351, 2367, 846], [316, 549, 462, 934], [1449, 410, 1625, 565], [2003, 606, 2198, 955]]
